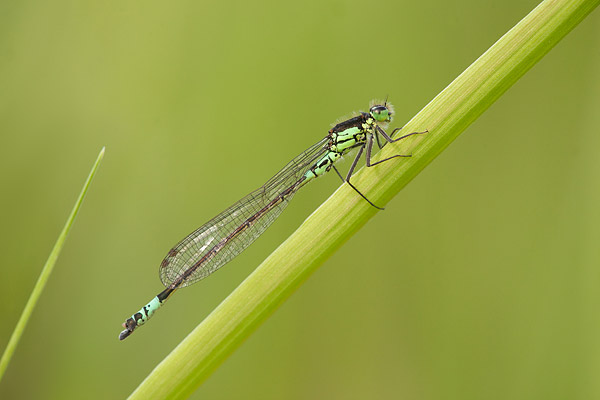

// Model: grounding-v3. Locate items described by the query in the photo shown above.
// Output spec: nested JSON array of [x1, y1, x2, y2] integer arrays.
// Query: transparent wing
[[159, 137, 329, 288]]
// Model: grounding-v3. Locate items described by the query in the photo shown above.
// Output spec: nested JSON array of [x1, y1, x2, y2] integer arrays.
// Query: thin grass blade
[[0, 147, 106, 382]]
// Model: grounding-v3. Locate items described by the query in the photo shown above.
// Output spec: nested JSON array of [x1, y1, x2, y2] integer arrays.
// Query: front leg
[[378, 126, 428, 143], [375, 129, 384, 149]]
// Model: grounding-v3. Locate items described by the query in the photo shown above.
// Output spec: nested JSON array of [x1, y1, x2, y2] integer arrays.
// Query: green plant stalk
[[128, 0, 599, 398], [0, 147, 105, 383]]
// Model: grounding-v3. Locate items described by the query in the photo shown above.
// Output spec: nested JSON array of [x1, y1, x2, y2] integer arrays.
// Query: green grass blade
[[128, 0, 599, 398], [0, 147, 106, 382]]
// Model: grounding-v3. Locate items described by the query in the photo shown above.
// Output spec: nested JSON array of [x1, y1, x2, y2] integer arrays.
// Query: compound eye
[[370, 106, 389, 122]]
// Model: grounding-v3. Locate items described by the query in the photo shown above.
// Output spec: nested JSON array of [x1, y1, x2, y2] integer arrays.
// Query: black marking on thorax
[[329, 113, 368, 134]]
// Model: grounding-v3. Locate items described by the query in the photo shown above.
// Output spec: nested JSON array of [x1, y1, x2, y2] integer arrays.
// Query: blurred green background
[[1, 1, 599, 399]]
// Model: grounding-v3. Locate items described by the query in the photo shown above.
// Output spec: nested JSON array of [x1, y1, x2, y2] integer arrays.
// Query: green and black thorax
[[327, 112, 376, 154], [303, 109, 388, 182]]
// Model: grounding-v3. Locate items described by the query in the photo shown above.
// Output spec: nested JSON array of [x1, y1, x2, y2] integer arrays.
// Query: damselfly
[[119, 100, 426, 340]]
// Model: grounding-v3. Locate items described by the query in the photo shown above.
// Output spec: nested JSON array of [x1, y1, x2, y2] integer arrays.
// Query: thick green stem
[[128, 1, 599, 398]]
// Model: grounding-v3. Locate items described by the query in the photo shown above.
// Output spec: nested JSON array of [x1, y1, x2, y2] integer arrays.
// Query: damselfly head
[[369, 100, 394, 123]]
